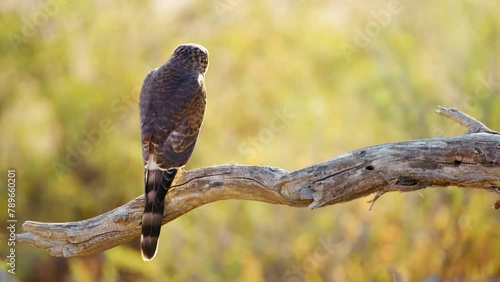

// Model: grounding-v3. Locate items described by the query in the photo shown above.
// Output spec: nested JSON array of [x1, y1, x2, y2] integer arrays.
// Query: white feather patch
[[146, 154, 160, 170]]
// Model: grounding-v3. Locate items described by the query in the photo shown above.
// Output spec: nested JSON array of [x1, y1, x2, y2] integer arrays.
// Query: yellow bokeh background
[[1, 0, 499, 281]]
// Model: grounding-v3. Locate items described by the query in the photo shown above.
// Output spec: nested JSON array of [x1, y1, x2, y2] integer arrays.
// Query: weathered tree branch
[[17, 107, 500, 257], [435, 106, 499, 134]]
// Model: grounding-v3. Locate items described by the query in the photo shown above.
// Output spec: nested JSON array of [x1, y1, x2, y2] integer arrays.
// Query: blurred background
[[1, 0, 499, 281]]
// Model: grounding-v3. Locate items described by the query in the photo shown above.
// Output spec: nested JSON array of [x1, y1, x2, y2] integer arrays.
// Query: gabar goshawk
[[139, 43, 208, 261]]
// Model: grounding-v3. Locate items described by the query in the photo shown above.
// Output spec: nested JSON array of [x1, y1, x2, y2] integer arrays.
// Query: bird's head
[[171, 43, 209, 74]]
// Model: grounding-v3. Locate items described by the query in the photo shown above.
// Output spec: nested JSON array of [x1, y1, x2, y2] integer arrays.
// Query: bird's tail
[[141, 168, 177, 261]]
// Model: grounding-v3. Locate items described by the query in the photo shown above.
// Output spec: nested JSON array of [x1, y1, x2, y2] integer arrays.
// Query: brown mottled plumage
[[139, 44, 208, 261]]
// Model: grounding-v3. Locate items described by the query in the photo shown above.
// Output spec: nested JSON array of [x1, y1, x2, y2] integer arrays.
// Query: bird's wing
[[139, 69, 157, 160], [140, 70, 205, 166], [165, 73, 206, 153]]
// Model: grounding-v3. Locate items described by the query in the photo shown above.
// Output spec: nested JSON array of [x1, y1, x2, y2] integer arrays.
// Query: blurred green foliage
[[1, 0, 499, 281]]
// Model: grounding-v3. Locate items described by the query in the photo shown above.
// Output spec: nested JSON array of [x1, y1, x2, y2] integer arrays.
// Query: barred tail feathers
[[141, 168, 177, 261]]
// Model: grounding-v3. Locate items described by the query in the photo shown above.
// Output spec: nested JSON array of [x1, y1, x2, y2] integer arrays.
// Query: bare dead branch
[[435, 106, 499, 134], [17, 108, 500, 257]]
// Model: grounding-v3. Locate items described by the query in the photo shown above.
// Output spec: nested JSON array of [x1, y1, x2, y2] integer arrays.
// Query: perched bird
[[139, 43, 208, 261]]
